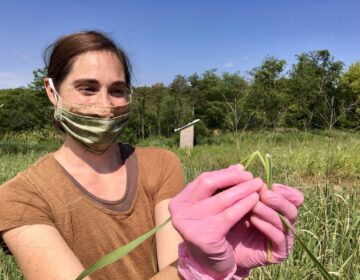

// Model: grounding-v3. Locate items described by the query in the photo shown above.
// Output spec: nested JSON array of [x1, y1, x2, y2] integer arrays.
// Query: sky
[[0, 0, 359, 89]]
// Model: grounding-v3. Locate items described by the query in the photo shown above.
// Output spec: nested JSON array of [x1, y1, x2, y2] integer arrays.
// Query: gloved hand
[[169, 164, 264, 279], [227, 183, 304, 274]]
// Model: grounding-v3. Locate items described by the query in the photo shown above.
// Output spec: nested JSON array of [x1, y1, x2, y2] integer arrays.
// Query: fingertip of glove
[[229, 164, 244, 171], [272, 184, 305, 206], [249, 192, 260, 203], [252, 177, 264, 185], [272, 183, 287, 190]]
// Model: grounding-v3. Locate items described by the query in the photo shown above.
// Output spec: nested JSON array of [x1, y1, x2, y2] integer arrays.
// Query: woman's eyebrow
[[111, 81, 127, 87], [72, 79, 100, 86], [72, 80, 126, 87]]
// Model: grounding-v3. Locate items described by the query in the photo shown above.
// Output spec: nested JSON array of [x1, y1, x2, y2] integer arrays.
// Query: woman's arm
[[2, 225, 91, 280], [149, 260, 183, 279], [155, 198, 183, 270], [2, 199, 182, 280]]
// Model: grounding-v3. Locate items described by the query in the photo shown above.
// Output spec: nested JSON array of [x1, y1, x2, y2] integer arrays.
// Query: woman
[[0, 31, 303, 280]]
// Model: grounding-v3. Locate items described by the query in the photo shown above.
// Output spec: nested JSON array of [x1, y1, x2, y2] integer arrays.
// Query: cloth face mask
[[48, 78, 131, 154]]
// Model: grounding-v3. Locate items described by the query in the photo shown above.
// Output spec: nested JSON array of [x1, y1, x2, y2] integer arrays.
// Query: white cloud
[[223, 62, 233, 68]]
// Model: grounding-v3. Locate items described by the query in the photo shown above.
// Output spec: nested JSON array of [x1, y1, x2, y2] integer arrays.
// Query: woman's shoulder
[[0, 153, 58, 191], [130, 145, 185, 202], [133, 146, 180, 165]]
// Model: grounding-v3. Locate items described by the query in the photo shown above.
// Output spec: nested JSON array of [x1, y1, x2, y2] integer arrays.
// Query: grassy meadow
[[0, 130, 359, 279]]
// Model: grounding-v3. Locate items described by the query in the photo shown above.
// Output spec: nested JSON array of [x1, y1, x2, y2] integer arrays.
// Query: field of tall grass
[[1, 130, 359, 279]]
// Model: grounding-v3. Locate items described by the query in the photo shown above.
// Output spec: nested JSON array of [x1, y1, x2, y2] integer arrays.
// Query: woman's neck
[[54, 135, 122, 174]]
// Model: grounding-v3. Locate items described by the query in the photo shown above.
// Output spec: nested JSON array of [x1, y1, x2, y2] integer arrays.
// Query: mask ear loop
[[128, 87, 133, 103], [48, 78, 60, 105]]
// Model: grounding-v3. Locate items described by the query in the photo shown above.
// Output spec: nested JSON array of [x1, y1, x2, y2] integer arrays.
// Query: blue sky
[[0, 0, 359, 89]]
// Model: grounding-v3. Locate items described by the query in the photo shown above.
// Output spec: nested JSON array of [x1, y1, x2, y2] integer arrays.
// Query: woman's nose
[[98, 90, 112, 107]]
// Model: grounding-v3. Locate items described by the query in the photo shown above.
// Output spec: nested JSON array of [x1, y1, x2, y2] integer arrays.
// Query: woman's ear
[[44, 78, 57, 106]]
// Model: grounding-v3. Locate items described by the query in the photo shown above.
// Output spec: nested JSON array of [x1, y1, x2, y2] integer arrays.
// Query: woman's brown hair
[[44, 31, 132, 90]]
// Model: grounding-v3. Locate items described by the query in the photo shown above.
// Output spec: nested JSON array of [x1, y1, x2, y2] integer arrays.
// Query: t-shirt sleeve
[[154, 150, 185, 205], [0, 173, 55, 254]]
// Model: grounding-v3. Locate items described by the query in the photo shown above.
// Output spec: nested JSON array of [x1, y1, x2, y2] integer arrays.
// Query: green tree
[[287, 50, 344, 129], [189, 70, 229, 131], [150, 83, 167, 136], [1, 67, 53, 133], [165, 75, 193, 134], [245, 57, 287, 128], [28, 68, 47, 92], [129, 86, 149, 139], [0, 88, 53, 133], [220, 72, 248, 133], [339, 61, 360, 128]]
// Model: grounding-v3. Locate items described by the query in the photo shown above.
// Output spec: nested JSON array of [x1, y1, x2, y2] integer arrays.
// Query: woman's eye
[[111, 89, 125, 97], [78, 87, 96, 95]]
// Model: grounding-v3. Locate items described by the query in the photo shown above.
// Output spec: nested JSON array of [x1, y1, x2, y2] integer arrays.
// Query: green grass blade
[[255, 151, 266, 168], [241, 151, 266, 171], [264, 153, 273, 262], [242, 151, 259, 170], [266, 240, 272, 262], [75, 217, 171, 280], [278, 214, 334, 280], [265, 154, 272, 189], [242, 151, 272, 261], [150, 235, 158, 273]]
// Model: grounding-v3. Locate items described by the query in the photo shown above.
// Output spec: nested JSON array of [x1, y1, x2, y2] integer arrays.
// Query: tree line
[[0, 50, 359, 142]]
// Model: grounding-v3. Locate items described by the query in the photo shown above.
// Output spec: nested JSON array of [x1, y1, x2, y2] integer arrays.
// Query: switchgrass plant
[[249, 182, 360, 280], [0, 130, 359, 279], [177, 130, 360, 279], [243, 151, 333, 279]]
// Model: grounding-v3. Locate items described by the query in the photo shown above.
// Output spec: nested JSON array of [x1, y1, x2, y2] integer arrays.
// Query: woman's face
[[55, 51, 129, 107]]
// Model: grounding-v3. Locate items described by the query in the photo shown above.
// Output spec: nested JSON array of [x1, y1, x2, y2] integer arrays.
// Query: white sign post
[[174, 119, 200, 148]]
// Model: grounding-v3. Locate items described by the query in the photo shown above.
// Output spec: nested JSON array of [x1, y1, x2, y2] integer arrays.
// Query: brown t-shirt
[[0, 144, 185, 279]]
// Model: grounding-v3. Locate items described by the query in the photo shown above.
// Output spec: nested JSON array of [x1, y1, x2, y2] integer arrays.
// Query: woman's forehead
[[68, 51, 125, 81]]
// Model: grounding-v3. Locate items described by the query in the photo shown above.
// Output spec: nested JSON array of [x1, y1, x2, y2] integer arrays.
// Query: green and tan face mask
[[48, 78, 131, 154]]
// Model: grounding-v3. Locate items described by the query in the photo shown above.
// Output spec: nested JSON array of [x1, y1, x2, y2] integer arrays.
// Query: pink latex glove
[[169, 164, 264, 279], [227, 183, 304, 274]]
